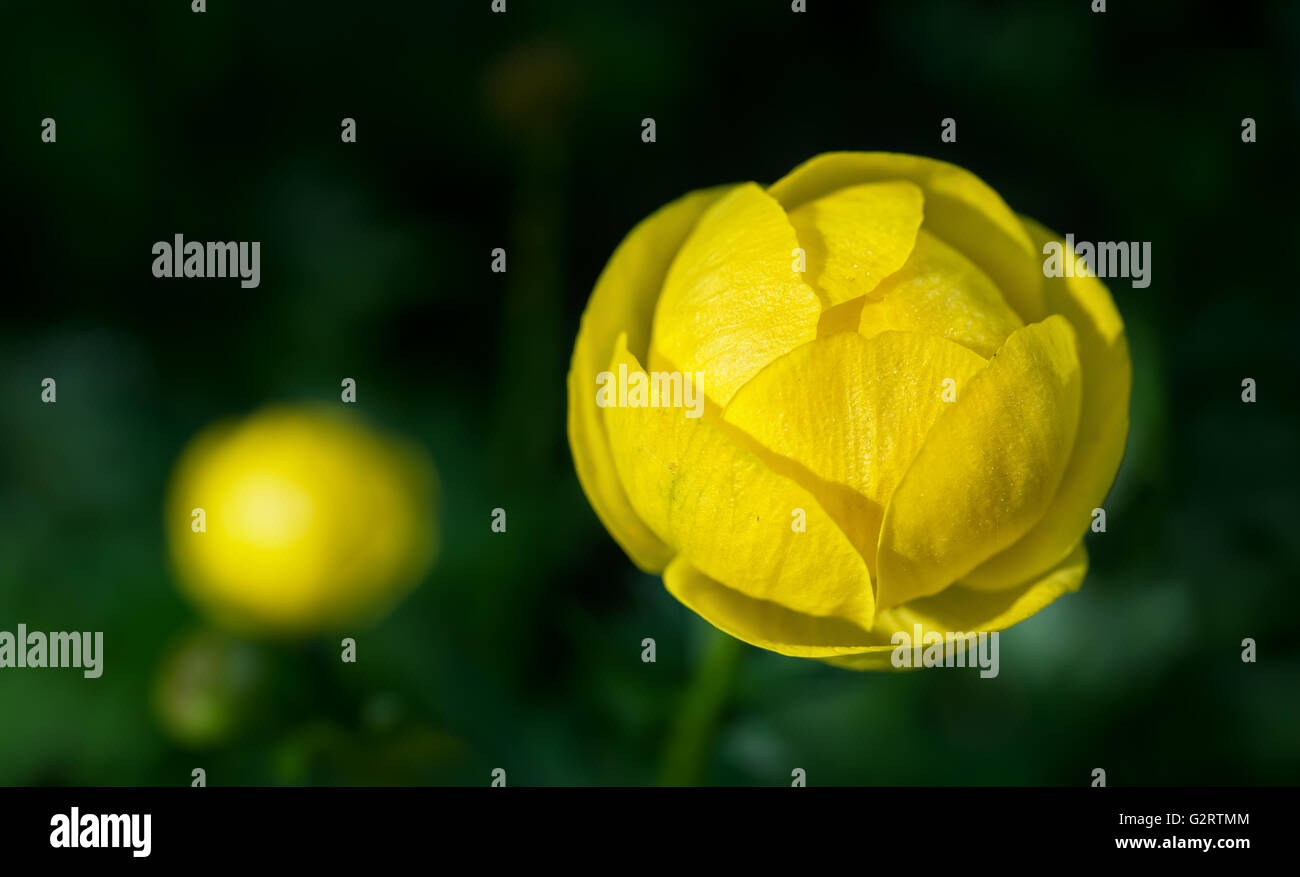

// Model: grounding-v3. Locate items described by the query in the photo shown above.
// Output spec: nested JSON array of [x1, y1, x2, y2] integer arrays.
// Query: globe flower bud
[[568, 152, 1130, 667], [166, 407, 437, 635]]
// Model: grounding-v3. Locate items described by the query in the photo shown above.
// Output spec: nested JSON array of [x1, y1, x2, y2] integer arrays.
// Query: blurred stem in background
[[658, 628, 745, 786], [484, 41, 581, 483]]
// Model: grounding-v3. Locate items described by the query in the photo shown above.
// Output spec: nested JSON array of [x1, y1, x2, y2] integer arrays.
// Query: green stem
[[658, 628, 745, 786]]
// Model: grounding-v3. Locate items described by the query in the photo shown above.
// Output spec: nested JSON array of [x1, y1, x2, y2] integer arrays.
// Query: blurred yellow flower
[[166, 407, 437, 635], [567, 152, 1131, 667]]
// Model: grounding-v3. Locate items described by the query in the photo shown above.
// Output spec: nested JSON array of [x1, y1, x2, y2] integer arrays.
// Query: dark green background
[[1, 0, 1296, 785]]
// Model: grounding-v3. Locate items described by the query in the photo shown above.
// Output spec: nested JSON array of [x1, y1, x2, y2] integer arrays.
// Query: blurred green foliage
[[0, 0, 1297, 785]]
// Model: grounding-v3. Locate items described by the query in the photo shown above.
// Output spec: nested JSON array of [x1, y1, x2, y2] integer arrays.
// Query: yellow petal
[[722, 331, 987, 573], [663, 556, 880, 658], [785, 181, 924, 306], [961, 217, 1131, 590], [567, 185, 737, 572], [650, 182, 822, 407], [768, 152, 1047, 322], [826, 542, 1087, 670], [604, 335, 874, 628], [876, 316, 1082, 609], [858, 229, 1024, 358]]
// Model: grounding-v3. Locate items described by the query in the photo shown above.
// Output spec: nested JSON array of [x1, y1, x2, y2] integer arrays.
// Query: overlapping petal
[[662, 537, 1087, 664], [785, 181, 924, 306], [826, 542, 1088, 670], [663, 556, 879, 658], [650, 183, 823, 407], [961, 218, 1130, 589], [568, 185, 738, 572], [875, 316, 1082, 609], [769, 152, 1047, 322], [857, 230, 1024, 358], [722, 331, 987, 572], [603, 335, 875, 628]]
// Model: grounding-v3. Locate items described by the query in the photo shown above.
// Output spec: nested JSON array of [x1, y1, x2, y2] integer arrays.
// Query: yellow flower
[[567, 152, 1130, 667], [166, 407, 437, 635]]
